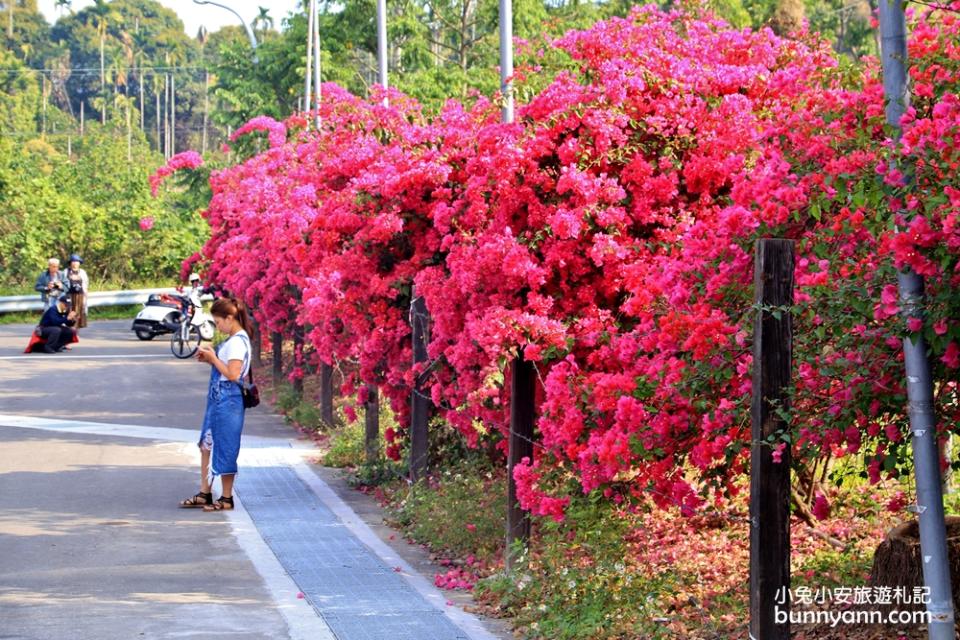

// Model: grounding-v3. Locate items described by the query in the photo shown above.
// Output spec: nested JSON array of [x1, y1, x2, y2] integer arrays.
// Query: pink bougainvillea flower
[[148, 150, 203, 196]]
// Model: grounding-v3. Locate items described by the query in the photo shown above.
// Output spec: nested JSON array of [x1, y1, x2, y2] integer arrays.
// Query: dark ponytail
[[211, 297, 253, 336]]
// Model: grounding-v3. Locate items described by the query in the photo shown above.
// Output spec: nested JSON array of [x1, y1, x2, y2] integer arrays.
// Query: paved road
[[0, 320, 507, 640]]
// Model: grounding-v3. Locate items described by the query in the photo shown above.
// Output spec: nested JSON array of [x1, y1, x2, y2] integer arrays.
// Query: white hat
[[188, 273, 201, 282]]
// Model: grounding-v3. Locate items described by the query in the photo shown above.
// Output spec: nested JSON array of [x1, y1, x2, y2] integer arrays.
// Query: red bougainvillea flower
[[176, 4, 960, 520]]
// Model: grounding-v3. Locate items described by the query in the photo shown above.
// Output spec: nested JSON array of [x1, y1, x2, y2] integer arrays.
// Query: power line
[[0, 66, 210, 73], [0, 66, 212, 78], [0, 126, 230, 137]]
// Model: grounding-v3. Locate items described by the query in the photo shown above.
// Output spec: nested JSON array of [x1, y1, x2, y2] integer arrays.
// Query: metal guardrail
[[0, 288, 183, 314]]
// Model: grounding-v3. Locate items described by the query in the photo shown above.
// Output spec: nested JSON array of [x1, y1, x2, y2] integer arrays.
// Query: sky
[[37, 0, 304, 39]]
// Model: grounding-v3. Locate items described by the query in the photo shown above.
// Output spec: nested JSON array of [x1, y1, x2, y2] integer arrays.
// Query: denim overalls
[[198, 334, 249, 477]]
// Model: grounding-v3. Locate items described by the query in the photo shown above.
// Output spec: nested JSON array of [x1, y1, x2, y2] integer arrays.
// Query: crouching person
[[38, 295, 77, 353]]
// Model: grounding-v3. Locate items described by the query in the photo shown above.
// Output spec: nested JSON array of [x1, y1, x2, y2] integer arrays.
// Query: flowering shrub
[[155, 4, 960, 518], [230, 115, 288, 149], [149, 150, 203, 196]]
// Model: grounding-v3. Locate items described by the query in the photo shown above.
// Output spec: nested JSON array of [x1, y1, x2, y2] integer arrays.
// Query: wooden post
[[506, 353, 536, 572], [271, 332, 283, 381], [749, 239, 794, 640], [409, 292, 430, 482], [249, 313, 262, 366], [292, 328, 304, 396], [320, 362, 334, 426], [365, 383, 380, 464]]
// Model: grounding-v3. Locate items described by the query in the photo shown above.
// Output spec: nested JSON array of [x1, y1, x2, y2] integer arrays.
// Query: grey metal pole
[[313, 1, 321, 129], [498, 0, 513, 124], [304, 0, 315, 123], [878, 0, 956, 636], [171, 73, 176, 156], [376, 0, 388, 106]]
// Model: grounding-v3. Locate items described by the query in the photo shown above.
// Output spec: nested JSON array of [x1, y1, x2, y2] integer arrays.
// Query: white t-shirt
[[217, 330, 250, 383]]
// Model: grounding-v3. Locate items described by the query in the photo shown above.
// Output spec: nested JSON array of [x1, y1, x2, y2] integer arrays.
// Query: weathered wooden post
[[249, 312, 262, 366], [506, 353, 535, 572], [292, 327, 304, 397], [271, 331, 283, 382], [319, 362, 335, 426], [749, 238, 794, 640], [365, 383, 380, 464], [409, 291, 430, 482]]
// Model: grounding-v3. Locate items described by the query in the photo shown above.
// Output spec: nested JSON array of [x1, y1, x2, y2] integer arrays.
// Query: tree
[[50, 0, 201, 137], [1, 0, 51, 67], [0, 48, 40, 137], [769, 0, 805, 35], [252, 6, 273, 39]]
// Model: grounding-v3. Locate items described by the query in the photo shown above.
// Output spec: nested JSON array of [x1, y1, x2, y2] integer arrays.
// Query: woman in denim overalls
[[179, 297, 252, 512]]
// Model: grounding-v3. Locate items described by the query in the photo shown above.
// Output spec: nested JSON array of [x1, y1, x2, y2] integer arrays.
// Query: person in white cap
[[187, 273, 205, 311], [34, 258, 67, 310]]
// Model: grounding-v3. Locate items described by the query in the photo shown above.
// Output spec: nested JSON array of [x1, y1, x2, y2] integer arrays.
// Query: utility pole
[[376, 0, 388, 106], [155, 81, 161, 154], [139, 56, 144, 131], [499, 0, 513, 123], [499, 0, 533, 574], [41, 74, 47, 138], [163, 73, 169, 158], [170, 73, 176, 156], [878, 0, 956, 636], [126, 99, 132, 161], [304, 0, 315, 124], [202, 71, 209, 154], [313, 1, 321, 128]]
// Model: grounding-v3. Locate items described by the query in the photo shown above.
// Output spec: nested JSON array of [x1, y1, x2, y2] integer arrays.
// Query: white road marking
[[0, 414, 334, 640], [0, 414, 304, 452]]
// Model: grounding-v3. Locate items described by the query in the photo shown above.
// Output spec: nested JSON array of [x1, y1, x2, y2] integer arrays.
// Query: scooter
[[131, 293, 186, 341], [131, 290, 215, 343]]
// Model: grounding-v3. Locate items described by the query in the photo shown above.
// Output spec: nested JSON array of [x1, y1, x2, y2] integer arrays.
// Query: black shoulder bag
[[236, 334, 260, 408]]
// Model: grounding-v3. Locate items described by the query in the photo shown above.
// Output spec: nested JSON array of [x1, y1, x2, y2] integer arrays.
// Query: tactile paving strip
[[238, 465, 469, 640]]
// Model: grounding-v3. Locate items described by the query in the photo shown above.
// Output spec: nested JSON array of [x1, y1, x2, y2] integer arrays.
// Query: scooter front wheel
[[171, 324, 201, 359], [135, 329, 155, 341]]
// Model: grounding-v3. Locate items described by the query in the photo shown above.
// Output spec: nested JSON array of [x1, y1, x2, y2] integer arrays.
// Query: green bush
[[324, 418, 366, 468], [274, 383, 302, 413], [476, 497, 684, 640], [324, 392, 399, 471], [385, 462, 506, 562]]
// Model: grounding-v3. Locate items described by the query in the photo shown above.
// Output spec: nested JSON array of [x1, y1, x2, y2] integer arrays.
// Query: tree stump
[[869, 516, 960, 615]]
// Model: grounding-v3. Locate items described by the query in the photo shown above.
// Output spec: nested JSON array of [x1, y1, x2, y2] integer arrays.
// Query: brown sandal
[[180, 491, 213, 508], [203, 496, 234, 512]]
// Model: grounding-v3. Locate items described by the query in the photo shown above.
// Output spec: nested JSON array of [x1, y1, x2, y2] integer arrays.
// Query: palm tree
[[54, 0, 72, 17], [89, 0, 121, 124], [252, 6, 273, 39]]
